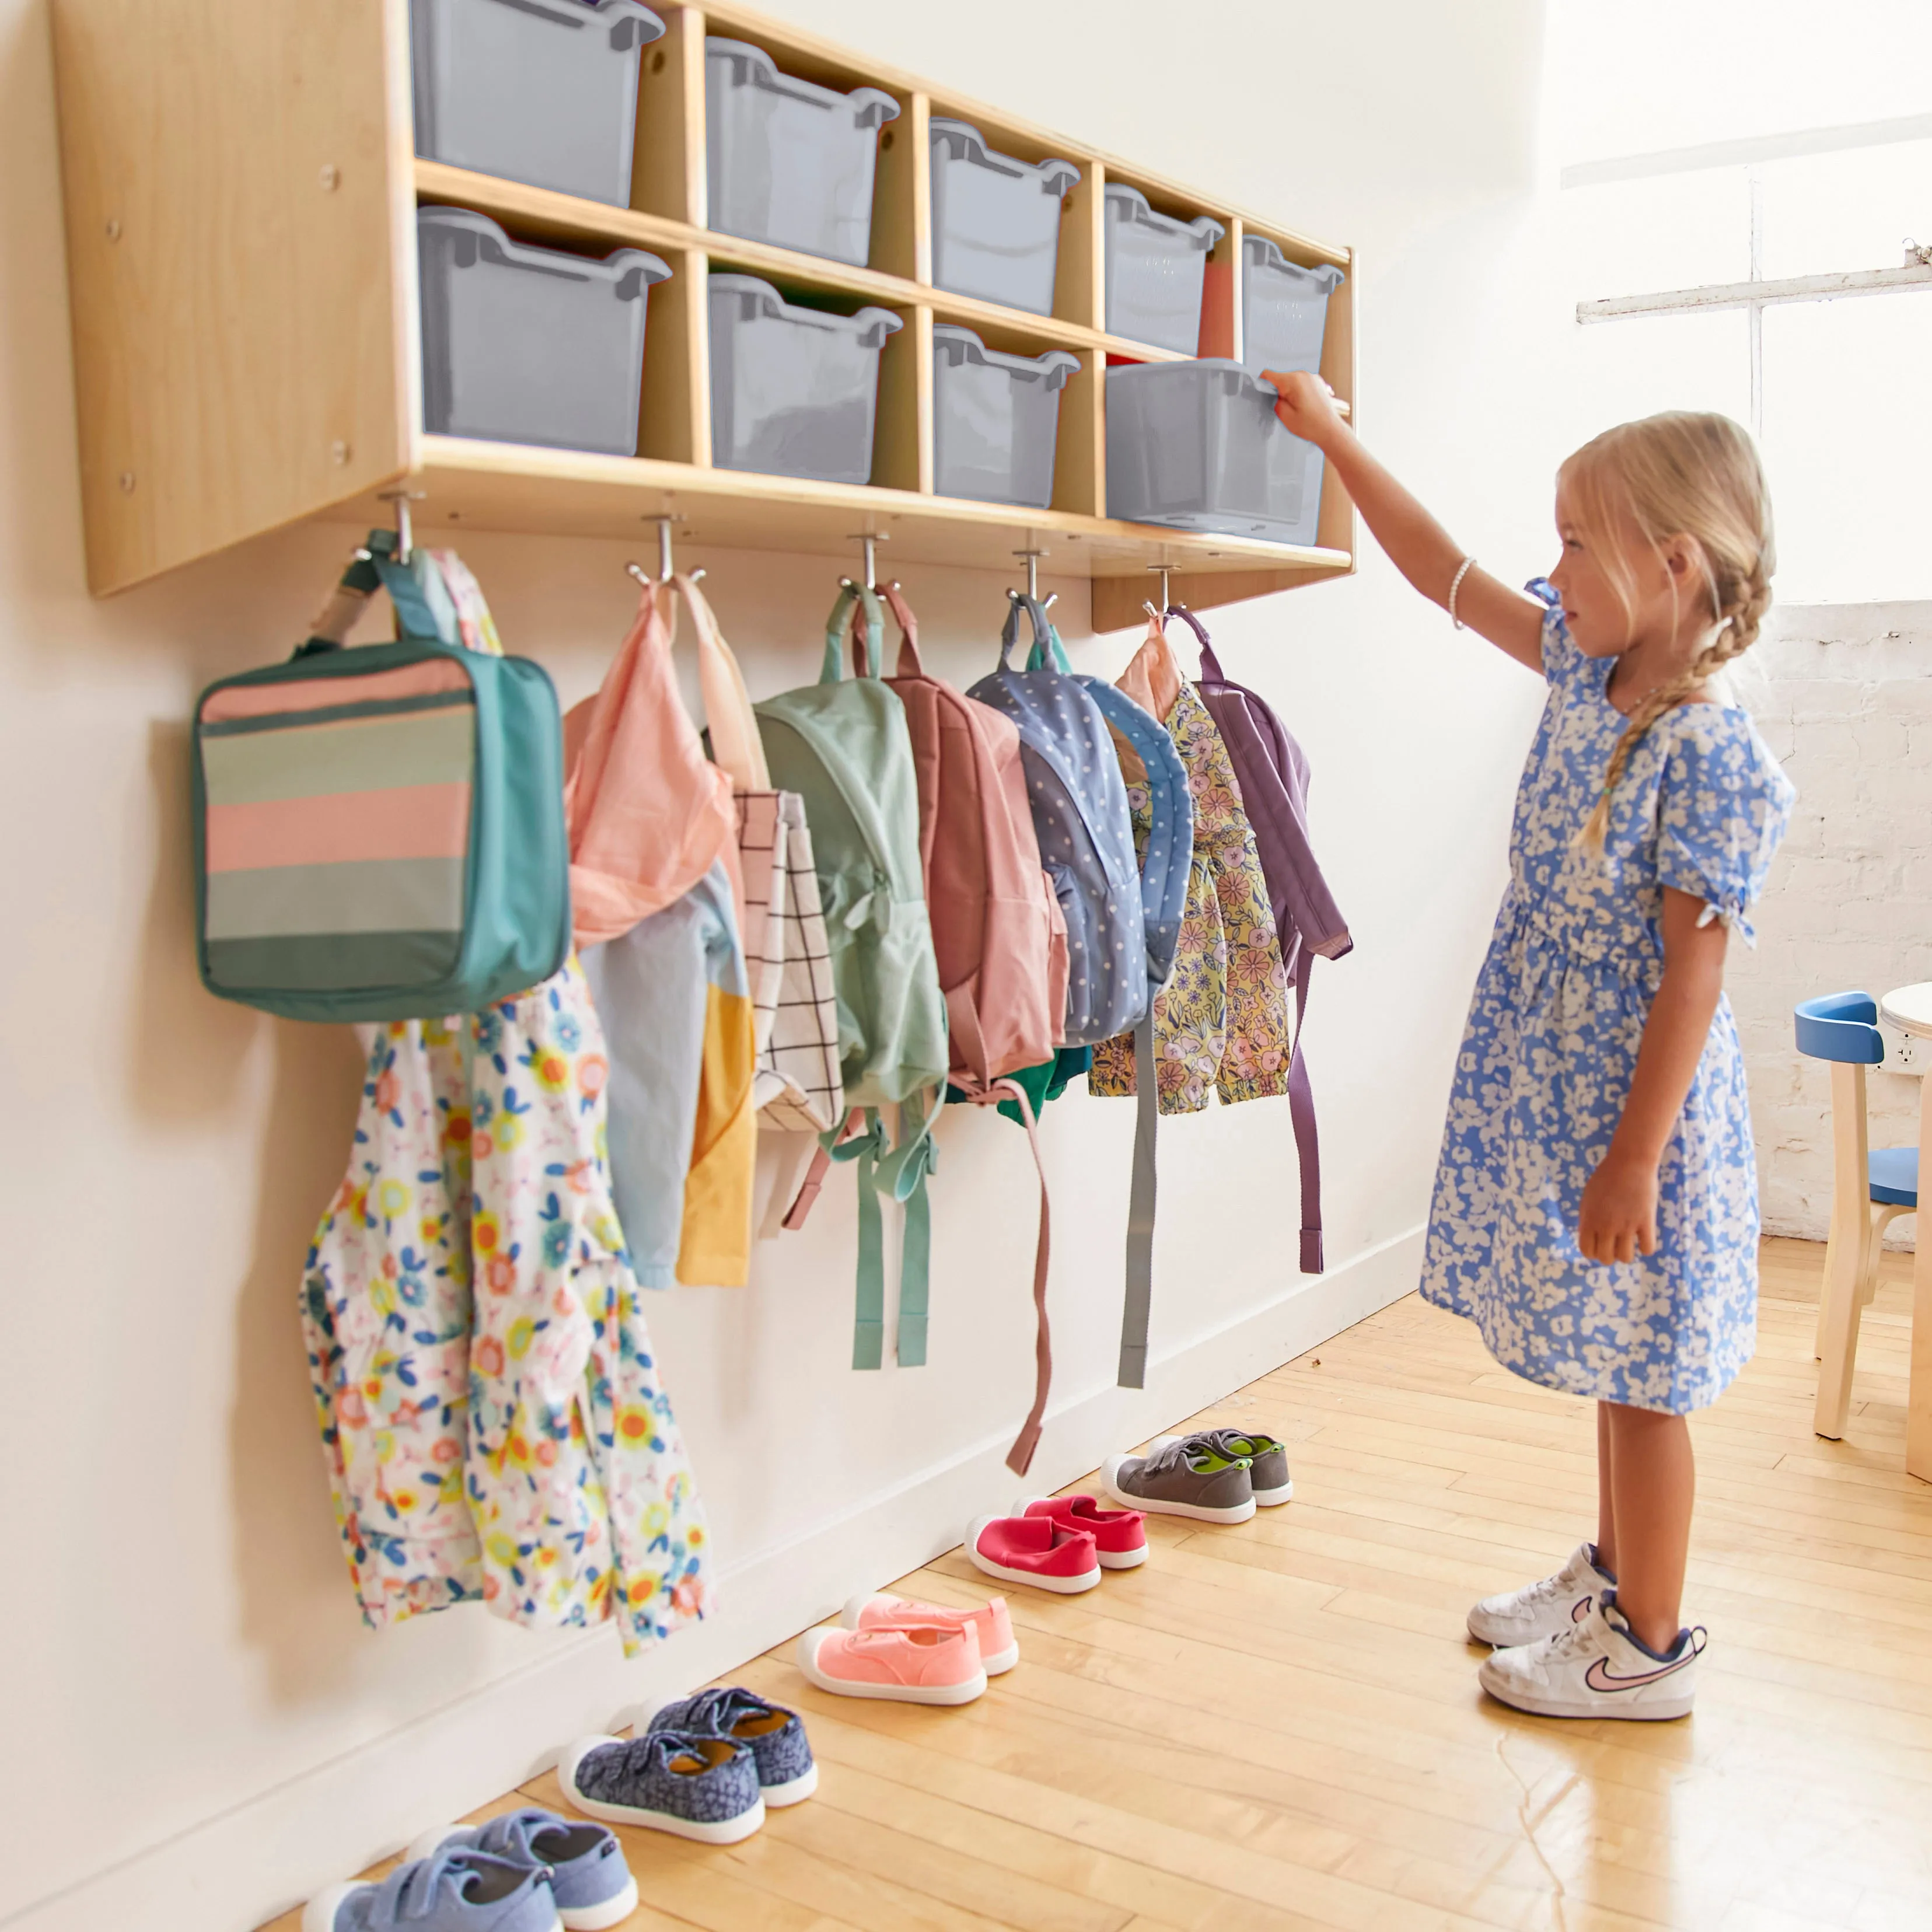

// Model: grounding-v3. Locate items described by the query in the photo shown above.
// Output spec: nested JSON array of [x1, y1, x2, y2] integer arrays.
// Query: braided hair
[[1564, 412, 1775, 854]]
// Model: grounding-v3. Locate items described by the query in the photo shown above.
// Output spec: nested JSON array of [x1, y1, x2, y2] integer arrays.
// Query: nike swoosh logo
[[1571, 1595, 1592, 1623], [1584, 1653, 1691, 1692]]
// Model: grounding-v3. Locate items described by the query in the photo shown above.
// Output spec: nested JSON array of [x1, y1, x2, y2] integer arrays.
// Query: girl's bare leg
[[1600, 1399, 1695, 1652]]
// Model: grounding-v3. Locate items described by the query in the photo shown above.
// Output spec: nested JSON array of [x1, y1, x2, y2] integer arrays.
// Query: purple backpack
[[1169, 605, 1351, 1273]]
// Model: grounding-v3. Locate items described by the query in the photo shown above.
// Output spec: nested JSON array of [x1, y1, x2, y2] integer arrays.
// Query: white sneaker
[[1466, 1543, 1613, 1647], [1479, 1592, 1705, 1721]]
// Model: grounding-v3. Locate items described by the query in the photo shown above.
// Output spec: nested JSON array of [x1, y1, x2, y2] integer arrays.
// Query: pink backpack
[[878, 582, 1068, 1089], [878, 582, 1067, 1473]]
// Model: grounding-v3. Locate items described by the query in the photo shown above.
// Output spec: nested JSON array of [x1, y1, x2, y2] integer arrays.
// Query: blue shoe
[[303, 1849, 558, 1932], [560, 1730, 764, 1845], [622, 1687, 817, 1808], [407, 1811, 637, 1931]]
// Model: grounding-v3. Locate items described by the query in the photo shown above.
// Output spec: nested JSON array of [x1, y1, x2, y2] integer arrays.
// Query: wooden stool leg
[[1909, 1074, 1932, 1482], [1814, 1205, 1871, 1441], [1815, 1060, 1874, 1441]]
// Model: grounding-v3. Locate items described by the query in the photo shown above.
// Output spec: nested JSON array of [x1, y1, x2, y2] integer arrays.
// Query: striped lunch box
[[193, 636, 570, 1022]]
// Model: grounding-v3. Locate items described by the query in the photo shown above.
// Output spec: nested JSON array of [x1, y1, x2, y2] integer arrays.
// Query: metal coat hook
[[845, 530, 888, 591], [1012, 547, 1057, 611], [627, 515, 702, 589], [1147, 563, 1174, 613], [376, 487, 427, 566]]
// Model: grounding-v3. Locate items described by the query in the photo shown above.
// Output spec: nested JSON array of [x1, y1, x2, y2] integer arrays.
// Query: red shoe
[[966, 1512, 1101, 1594], [1015, 1493, 1147, 1570]]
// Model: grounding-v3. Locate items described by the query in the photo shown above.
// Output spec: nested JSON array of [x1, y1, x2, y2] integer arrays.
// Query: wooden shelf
[[360, 435, 1352, 628], [51, 0, 1358, 625]]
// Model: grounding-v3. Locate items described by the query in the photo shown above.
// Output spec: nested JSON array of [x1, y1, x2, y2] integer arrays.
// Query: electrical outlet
[[1879, 1020, 1925, 1074]]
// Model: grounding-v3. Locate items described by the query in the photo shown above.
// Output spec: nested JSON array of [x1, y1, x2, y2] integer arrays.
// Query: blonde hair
[[1563, 411, 1775, 851]]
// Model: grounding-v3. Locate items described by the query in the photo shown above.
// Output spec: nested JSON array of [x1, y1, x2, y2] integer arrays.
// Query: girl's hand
[[1264, 369, 1344, 447], [1578, 1149, 1660, 1265]]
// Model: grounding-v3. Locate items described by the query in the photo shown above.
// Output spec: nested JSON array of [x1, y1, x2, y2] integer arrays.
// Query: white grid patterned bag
[[672, 576, 843, 1134], [736, 791, 844, 1131]]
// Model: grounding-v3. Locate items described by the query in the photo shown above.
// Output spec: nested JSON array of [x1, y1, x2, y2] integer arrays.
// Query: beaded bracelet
[[1448, 556, 1475, 630]]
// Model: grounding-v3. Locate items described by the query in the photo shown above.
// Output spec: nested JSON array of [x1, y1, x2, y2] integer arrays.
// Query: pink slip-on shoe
[[1015, 1493, 1148, 1570], [795, 1621, 987, 1704], [840, 1590, 1020, 1674], [966, 1512, 1102, 1594]]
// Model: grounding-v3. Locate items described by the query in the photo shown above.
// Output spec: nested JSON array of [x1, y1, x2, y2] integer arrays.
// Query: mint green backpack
[[759, 584, 949, 1369]]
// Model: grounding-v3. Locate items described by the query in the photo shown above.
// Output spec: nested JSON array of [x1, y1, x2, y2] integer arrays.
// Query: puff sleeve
[[1648, 708, 1795, 946]]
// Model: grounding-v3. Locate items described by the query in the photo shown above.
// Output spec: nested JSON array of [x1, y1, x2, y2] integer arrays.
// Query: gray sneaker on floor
[[1151, 1429, 1293, 1505], [1103, 1438, 1256, 1523]]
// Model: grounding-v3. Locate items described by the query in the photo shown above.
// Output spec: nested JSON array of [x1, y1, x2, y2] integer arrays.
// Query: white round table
[[1878, 983, 1932, 1482]]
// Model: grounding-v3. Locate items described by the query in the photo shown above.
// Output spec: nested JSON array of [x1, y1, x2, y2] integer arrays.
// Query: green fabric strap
[[852, 1117, 887, 1371], [820, 582, 884, 684], [834, 1095, 939, 1371], [898, 1159, 931, 1368]]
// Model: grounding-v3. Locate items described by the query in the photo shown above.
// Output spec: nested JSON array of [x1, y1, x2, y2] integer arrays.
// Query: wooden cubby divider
[[53, 0, 1357, 625]]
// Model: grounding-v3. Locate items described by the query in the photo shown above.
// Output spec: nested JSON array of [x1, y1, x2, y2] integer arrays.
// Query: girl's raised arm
[[1266, 371, 1547, 675]]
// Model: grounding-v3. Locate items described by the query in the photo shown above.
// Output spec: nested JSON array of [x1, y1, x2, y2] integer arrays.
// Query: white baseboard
[[12, 1226, 1423, 1932]]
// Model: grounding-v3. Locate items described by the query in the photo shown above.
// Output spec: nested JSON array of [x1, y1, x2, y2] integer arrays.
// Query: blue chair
[[1794, 992, 1919, 1440]]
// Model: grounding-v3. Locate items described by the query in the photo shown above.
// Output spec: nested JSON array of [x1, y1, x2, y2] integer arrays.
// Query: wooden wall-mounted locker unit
[[51, 0, 1357, 628]]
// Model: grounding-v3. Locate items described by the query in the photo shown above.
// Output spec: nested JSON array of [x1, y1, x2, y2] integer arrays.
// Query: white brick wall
[[1727, 602, 1932, 1242]]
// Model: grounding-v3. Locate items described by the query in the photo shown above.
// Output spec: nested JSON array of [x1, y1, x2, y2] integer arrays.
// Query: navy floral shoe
[[621, 1686, 817, 1807], [560, 1730, 764, 1844]]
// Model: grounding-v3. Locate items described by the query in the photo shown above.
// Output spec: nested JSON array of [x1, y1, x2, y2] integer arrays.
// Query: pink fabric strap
[[984, 1078, 1054, 1476], [671, 572, 771, 793]]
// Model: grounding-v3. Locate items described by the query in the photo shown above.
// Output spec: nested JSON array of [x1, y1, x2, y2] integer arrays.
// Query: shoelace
[[1515, 1565, 1587, 1609], [1542, 1612, 1606, 1661]]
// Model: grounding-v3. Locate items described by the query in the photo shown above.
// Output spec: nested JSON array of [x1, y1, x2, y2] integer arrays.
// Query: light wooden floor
[[274, 1238, 1932, 1932]]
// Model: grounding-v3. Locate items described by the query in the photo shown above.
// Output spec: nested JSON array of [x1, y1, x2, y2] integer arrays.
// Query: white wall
[[0, 3, 1554, 1928], [1728, 603, 1932, 1241]]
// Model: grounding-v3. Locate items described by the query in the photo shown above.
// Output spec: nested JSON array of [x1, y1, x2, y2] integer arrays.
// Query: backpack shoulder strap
[[672, 571, 771, 792], [824, 582, 885, 683], [1165, 603, 1224, 684], [1077, 680, 1193, 991], [301, 529, 454, 654], [881, 581, 925, 677]]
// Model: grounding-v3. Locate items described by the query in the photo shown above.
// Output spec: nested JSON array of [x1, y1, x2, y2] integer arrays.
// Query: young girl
[[1268, 377, 1794, 1720]]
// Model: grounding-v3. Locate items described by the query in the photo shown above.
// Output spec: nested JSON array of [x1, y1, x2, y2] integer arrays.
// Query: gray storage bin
[[1242, 236, 1344, 374], [928, 120, 1078, 316], [932, 326, 1078, 509], [418, 208, 670, 456], [1103, 185, 1225, 353], [708, 275, 902, 483], [1106, 359, 1325, 546], [705, 39, 899, 265], [410, 0, 665, 207]]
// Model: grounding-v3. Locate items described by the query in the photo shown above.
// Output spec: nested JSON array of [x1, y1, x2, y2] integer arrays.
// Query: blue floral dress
[[1420, 602, 1794, 1413]]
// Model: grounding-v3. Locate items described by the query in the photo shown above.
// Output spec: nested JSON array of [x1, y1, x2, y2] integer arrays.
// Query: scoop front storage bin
[[928, 120, 1079, 316], [1242, 237, 1344, 374], [708, 275, 902, 484], [705, 39, 899, 265], [418, 208, 669, 456], [931, 326, 1078, 509], [1106, 359, 1325, 546], [409, 0, 665, 206], [1103, 187, 1225, 353]]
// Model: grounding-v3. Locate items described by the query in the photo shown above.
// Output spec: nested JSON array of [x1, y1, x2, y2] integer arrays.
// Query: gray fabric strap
[[1117, 1014, 1159, 1389]]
